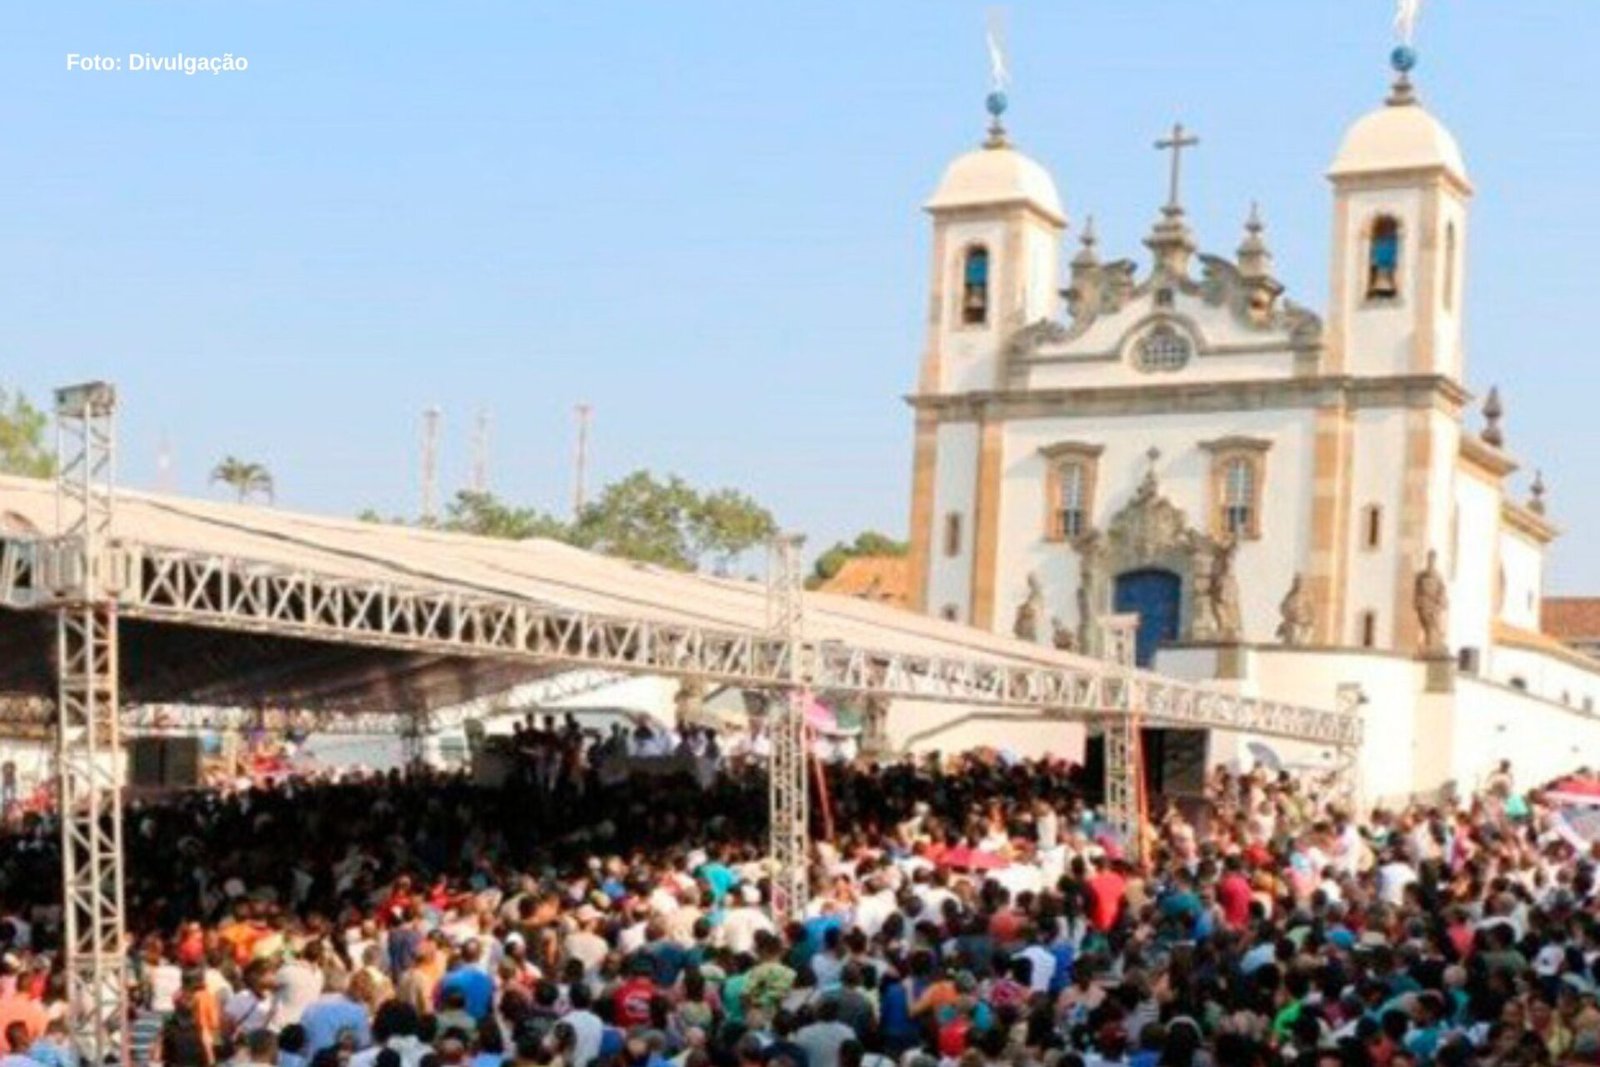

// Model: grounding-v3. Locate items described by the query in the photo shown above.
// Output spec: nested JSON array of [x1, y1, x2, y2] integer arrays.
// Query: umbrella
[[1246, 742, 1284, 774], [937, 845, 1007, 871]]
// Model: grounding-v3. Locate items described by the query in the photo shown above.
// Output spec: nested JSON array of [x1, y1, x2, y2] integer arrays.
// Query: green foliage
[[372, 473, 777, 574], [573, 470, 777, 572], [0, 389, 55, 478], [808, 529, 909, 587], [210, 456, 275, 503], [441, 490, 570, 541]]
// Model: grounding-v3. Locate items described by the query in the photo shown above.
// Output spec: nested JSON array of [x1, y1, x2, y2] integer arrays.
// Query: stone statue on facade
[[1209, 537, 1243, 642], [1013, 572, 1045, 643], [1276, 572, 1314, 647], [1050, 616, 1077, 652], [1414, 549, 1450, 655]]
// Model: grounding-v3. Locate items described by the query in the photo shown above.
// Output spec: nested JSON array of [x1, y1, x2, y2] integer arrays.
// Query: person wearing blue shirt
[[437, 942, 496, 1021], [300, 975, 373, 1057]]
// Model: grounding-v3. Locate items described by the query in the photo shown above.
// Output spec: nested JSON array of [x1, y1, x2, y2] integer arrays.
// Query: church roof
[[816, 555, 911, 608], [1542, 598, 1600, 643], [926, 145, 1065, 225], [1329, 94, 1469, 186]]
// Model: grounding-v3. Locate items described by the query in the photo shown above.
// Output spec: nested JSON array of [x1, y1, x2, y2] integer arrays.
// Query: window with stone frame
[[960, 246, 990, 326], [1367, 215, 1402, 300], [1201, 437, 1270, 541], [1040, 442, 1103, 543], [943, 512, 963, 557]]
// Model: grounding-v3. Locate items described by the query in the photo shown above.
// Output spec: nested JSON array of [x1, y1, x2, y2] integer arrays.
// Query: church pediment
[[1002, 213, 1324, 389]]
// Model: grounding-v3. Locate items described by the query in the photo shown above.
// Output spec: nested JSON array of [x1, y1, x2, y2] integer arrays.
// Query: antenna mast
[[421, 407, 442, 524], [573, 403, 592, 519], [471, 409, 491, 493]]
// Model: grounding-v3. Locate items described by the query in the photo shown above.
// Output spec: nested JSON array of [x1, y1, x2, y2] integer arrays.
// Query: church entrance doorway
[[1113, 567, 1181, 667]]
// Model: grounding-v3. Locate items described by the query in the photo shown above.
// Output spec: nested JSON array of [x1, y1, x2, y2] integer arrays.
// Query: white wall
[[926, 423, 979, 621], [1498, 531, 1544, 633], [888, 700, 1086, 762], [1452, 676, 1600, 793], [1451, 471, 1500, 657], [1346, 407, 1409, 646]]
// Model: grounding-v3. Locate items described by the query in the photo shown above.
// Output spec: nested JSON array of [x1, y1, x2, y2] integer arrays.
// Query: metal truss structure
[[48, 383, 128, 1063], [764, 534, 809, 921], [1097, 616, 1144, 861], [0, 538, 1362, 748], [0, 381, 1369, 1061]]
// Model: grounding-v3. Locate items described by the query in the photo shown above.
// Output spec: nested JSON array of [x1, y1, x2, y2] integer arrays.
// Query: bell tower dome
[[1327, 46, 1471, 382], [917, 91, 1066, 396]]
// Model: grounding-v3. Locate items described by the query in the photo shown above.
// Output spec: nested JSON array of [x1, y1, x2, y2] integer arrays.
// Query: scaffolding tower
[[765, 533, 809, 921], [1097, 614, 1144, 863], [51, 382, 128, 1063]]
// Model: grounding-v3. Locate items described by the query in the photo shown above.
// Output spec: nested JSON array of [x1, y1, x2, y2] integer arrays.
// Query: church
[[902, 41, 1600, 804]]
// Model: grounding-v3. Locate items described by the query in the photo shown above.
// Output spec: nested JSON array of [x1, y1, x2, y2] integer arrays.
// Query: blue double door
[[1113, 567, 1182, 667]]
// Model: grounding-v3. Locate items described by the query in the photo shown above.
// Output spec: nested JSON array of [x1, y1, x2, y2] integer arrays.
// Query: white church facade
[[903, 52, 1600, 804]]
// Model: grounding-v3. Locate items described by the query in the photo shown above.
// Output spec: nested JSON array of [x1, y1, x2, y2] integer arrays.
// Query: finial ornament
[[1482, 386, 1504, 448], [1530, 471, 1547, 515], [983, 9, 1011, 148], [1387, 0, 1422, 105]]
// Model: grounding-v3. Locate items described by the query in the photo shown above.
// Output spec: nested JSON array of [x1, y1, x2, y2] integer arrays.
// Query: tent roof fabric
[[0, 474, 1100, 673]]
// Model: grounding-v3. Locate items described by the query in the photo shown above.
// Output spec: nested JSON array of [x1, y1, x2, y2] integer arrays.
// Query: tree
[[0, 389, 54, 478], [440, 490, 569, 541], [572, 471, 777, 572], [210, 456, 274, 504], [359, 472, 777, 574], [808, 529, 909, 588]]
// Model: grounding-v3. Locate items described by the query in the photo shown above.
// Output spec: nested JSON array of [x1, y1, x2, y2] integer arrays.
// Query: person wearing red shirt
[[612, 957, 658, 1030], [1084, 858, 1127, 934], [1217, 856, 1254, 930]]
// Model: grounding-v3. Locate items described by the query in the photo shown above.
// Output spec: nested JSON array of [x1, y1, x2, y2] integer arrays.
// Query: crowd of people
[[0, 735, 1594, 1067]]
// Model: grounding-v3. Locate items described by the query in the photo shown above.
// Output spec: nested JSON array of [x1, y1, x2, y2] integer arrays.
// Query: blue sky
[[3, 2, 1599, 587]]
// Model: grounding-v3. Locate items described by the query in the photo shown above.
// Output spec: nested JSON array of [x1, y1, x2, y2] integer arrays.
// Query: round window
[[1136, 323, 1193, 372]]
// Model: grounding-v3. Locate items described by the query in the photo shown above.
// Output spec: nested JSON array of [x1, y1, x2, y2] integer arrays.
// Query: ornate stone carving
[[1198, 252, 1321, 344], [1077, 455, 1222, 650], [1414, 550, 1450, 655], [1276, 572, 1314, 647], [1004, 318, 1071, 361], [1209, 537, 1242, 643], [1050, 615, 1077, 652], [1482, 386, 1504, 448], [1013, 572, 1045, 643]]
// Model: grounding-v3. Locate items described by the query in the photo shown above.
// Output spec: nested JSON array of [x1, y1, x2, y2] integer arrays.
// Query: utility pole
[[572, 403, 592, 519], [421, 407, 442, 525], [471, 409, 491, 494], [155, 433, 174, 493]]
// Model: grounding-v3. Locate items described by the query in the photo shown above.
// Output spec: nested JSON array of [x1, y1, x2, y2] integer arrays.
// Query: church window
[[961, 247, 990, 325], [1223, 459, 1254, 537], [940, 603, 960, 622], [1363, 505, 1382, 550], [1444, 222, 1458, 311], [1202, 438, 1269, 541], [943, 512, 962, 557], [1040, 442, 1103, 543], [1359, 610, 1378, 649], [1367, 215, 1402, 300], [1136, 323, 1193, 372], [1057, 462, 1087, 540]]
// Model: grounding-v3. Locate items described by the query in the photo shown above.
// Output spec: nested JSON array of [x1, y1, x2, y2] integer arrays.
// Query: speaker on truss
[[129, 737, 202, 790]]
